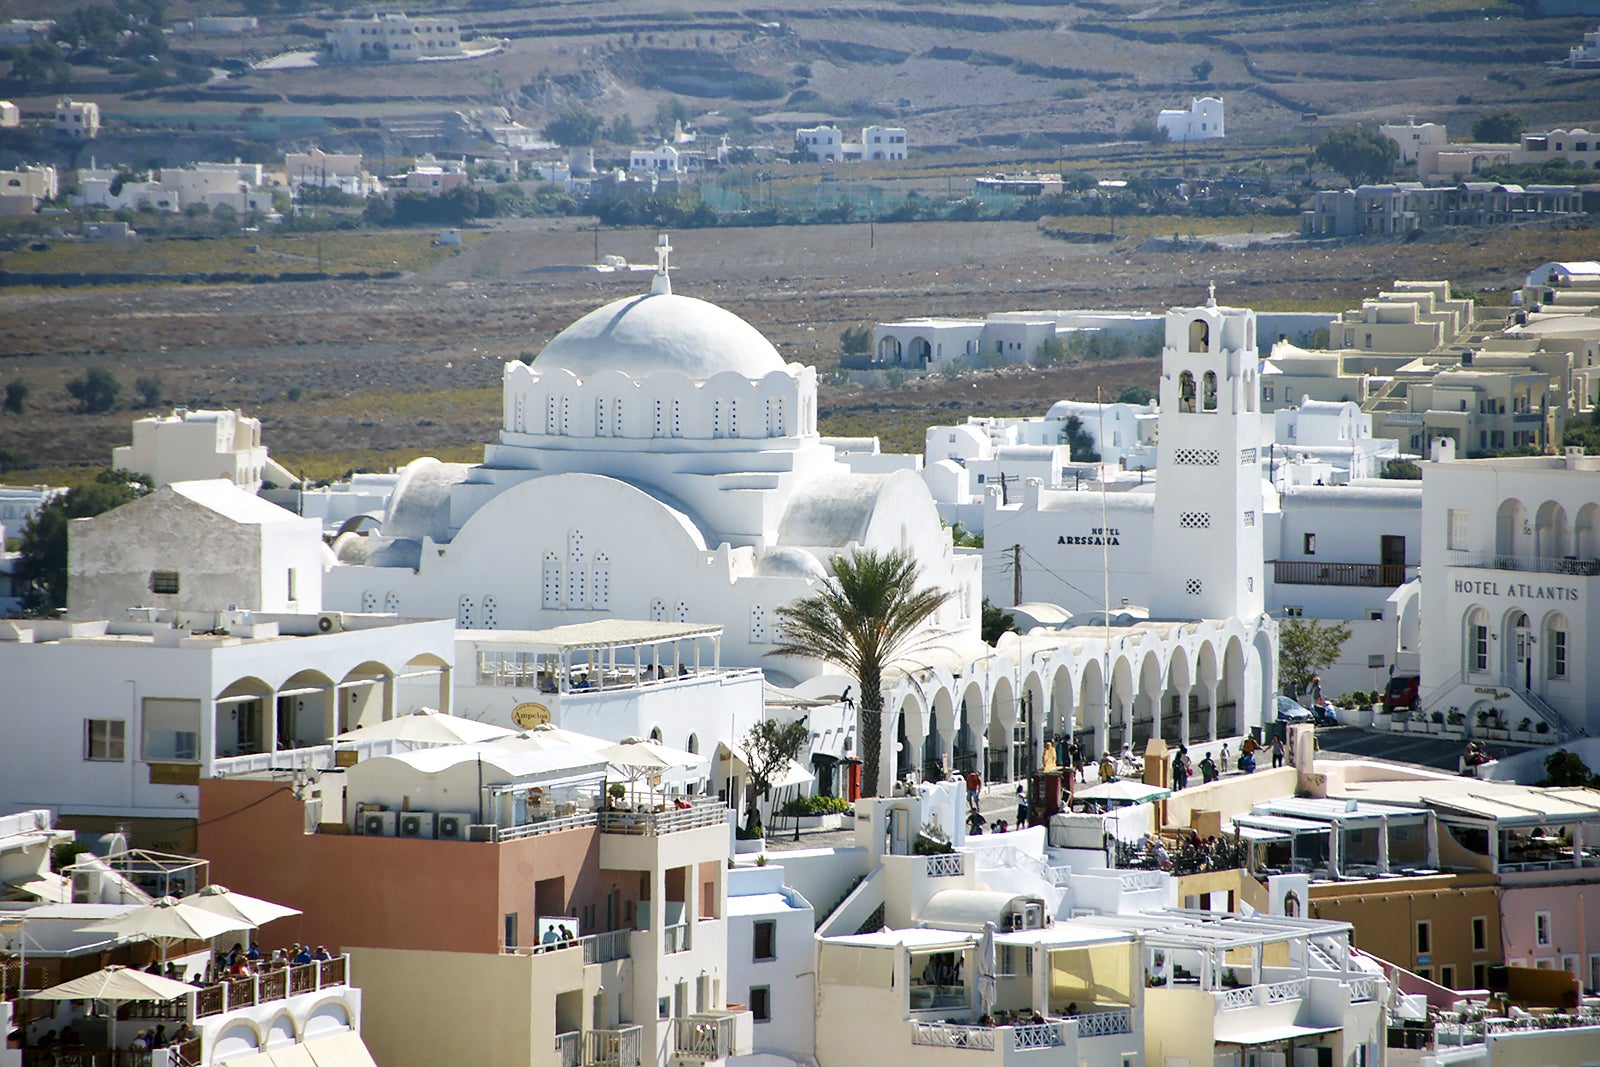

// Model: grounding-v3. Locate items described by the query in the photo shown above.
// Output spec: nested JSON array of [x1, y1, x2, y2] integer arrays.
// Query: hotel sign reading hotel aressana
[[1058, 527, 1122, 547]]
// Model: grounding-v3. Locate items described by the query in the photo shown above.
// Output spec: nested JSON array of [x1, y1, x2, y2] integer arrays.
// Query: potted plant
[[734, 820, 765, 855], [1535, 721, 1550, 736]]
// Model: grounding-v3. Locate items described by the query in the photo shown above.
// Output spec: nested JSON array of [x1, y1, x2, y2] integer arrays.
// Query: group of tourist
[[205, 940, 333, 982]]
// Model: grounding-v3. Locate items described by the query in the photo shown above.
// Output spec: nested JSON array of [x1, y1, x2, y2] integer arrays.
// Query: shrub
[[778, 795, 852, 817]]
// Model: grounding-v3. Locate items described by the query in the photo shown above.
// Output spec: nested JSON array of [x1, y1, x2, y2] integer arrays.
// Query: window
[[1415, 966, 1431, 983], [658, 997, 671, 1020], [753, 920, 776, 961], [1447, 509, 1470, 551], [749, 986, 771, 1023], [142, 698, 200, 761], [1535, 911, 1551, 947], [287, 568, 298, 602], [504, 913, 518, 948], [150, 570, 180, 594], [1467, 610, 1489, 673], [1548, 623, 1567, 679], [85, 719, 126, 761], [1415, 920, 1431, 956], [1472, 963, 1488, 989], [1303, 533, 1316, 555], [1439, 964, 1456, 989], [1472, 916, 1487, 952]]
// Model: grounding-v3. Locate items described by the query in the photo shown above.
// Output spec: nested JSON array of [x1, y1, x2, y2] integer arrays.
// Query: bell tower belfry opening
[[1150, 290, 1265, 622]]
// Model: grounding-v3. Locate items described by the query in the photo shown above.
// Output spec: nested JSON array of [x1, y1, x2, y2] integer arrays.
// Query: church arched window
[[750, 605, 767, 643], [713, 398, 724, 439], [383, 591, 400, 614], [614, 397, 624, 437], [482, 596, 498, 629], [595, 396, 608, 436], [672, 399, 682, 438], [653, 399, 664, 438], [560, 396, 571, 435], [1189, 318, 1209, 353], [675, 600, 689, 623], [457, 596, 474, 628], [542, 552, 563, 610], [593, 554, 610, 610], [1202, 371, 1218, 412], [361, 590, 377, 612], [650, 599, 666, 622], [566, 530, 588, 609], [546, 396, 558, 435], [728, 396, 739, 438], [514, 396, 525, 433], [1178, 372, 1196, 413]]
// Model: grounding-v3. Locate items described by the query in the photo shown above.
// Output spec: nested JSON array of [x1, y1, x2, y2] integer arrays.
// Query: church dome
[[534, 291, 786, 380]]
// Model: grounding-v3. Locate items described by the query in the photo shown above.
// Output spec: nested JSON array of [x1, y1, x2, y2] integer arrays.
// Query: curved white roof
[[919, 889, 1040, 932], [534, 291, 786, 380]]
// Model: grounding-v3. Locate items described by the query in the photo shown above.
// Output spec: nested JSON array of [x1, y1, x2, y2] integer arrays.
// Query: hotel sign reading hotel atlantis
[[1452, 578, 1580, 603]]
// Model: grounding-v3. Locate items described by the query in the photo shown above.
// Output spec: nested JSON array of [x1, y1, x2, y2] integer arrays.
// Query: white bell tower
[[1150, 288, 1265, 620]]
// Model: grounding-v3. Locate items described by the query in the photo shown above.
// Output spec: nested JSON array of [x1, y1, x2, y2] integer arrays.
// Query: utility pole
[[1012, 544, 1022, 606]]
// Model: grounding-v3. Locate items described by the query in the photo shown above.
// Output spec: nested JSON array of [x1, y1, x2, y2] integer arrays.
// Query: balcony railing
[[584, 1026, 642, 1067], [673, 1013, 738, 1060], [193, 956, 350, 1020], [1272, 561, 1413, 587], [910, 1021, 997, 1050], [1011, 1022, 1067, 1049], [926, 853, 965, 878], [1348, 977, 1377, 1003], [1448, 552, 1600, 576], [598, 799, 730, 836], [1220, 978, 1308, 1011], [555, 1031, 580, 1067], [1074, 1010, 1132, 1038], [514, 929, 632, 963], [664, 923, 690, 954], [496, 810, 599, 841]]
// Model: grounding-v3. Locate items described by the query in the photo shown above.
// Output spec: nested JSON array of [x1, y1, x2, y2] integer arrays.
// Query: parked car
[[1383, 674, 1421, 713], [1275, 695, 1314, 724]]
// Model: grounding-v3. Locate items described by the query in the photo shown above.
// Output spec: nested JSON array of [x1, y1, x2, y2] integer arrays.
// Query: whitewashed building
[[725, 862, 816, 1061], [1413, 442, 1600, 739], [54, 98, 98, 139], [326, 13, 462, 62], [1379, 118, 1449, 164], [1156, 97, 1223, 142], [323, 241, 984, 675]]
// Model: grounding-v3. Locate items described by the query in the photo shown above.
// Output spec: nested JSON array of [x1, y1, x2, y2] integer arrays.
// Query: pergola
[[1234, 797, 1437, 880], [472, 620, 724, 694]]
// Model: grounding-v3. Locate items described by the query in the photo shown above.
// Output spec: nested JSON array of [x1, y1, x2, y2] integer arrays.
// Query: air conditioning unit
[[315, 612, 345, 634], [398, 811, 436, 839], [359, 811, 396, 837], [468, 823, 497, 842], [436, 812, 473, 841]]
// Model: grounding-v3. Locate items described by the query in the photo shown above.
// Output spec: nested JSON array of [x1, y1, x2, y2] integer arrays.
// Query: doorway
[[1380, 535, 1406, 586]]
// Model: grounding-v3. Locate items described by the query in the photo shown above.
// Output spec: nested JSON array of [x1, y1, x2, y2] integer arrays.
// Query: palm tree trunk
[[859, 664, 883, 797]]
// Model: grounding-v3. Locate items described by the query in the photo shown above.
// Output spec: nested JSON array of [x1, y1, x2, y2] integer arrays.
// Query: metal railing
[[1272, 560, 1414, 587], [192, 956, 350, 1020], [1011, 1022, 1066, 1049], [555, 1031, 580, 1067], [664, 923, 689, 954], [925, 853, 965, 878], [597, 799, 730, 836], [910, 1021, 997, 1050], [514, 929, 632, 963], [1348, 977, 1377, 1003], [1074, 1010, 1132, 1038], [213, 738, 400, 776], [673, 1013, 737, 1060], [1220, 978, 1307, 1011], [1447, 552, 1600, 576], [496, 810, 599, 841], [583, 1025, 642, 1067]]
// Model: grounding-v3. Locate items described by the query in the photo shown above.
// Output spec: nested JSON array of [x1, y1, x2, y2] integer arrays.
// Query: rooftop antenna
[[651, 232, 673, 296]]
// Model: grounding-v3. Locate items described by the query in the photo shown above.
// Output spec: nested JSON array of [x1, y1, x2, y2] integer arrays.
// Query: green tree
[[771, 548, 953, 797], [1278, 617, 1352, 696], [1115, 384, 1155, 406], [1312, 127, 1398, 187], [15, 472, 148, 613], [1191, 59, 1213, 82], [1381, 459, 1422, 480], [542, 107, 604, 147], [980, 598, 1017, 645], [606, 115, 638, 145], [3, 380, 29, 415], [1539, 750, 1600, 788], [134, 375, 163, 408], [1472, 110, 1525, 144], [1060, 415, 1100, 462], [65, 368, 121, 414], [839, 325, 872, 355], [1033, 337, 1068, 366], [741, 717, 812, 831]]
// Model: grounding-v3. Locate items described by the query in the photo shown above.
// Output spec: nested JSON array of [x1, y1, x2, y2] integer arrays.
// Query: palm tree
[[770, 547, 953, 797]]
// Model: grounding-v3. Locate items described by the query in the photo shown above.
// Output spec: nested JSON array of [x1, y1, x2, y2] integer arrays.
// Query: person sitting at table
[[152, 1025, 168, 1049], [60, 1026, 82, 1049], [292, 945, 313, 965], [171, 1024, 195, 1046]]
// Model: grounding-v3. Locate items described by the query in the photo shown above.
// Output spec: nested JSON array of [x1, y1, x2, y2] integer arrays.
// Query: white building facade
[[113, 408, 275, 492], [1156, 97, 1223, 142]]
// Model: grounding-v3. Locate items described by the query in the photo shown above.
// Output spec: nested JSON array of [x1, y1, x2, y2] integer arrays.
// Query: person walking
[[966, 770, 982, 810], [1173, 745, 1189, 791], [1016, 784, 1030, 827], [1271, 737, 1285, 769]]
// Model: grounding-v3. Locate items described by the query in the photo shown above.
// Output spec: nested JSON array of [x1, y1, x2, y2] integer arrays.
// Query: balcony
[[1073, 1009, 1133, 1038], [672, 1010, 752, 1061], [1447, 552, 1600, 576], [925, 853, 966, 878], [555, 1031, 581, 1067], [583, 1026, 642, 1067], [513, 928, 632, 964], [598, 798, 730, 837], [1272, 561, 1413, 588], [1219, 978, 1308, 1011], [192, 956, 349, 1018]]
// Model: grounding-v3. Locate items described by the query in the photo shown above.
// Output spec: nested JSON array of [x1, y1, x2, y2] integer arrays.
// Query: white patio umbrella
[[1072, 779, 1170, 806], [87, 896, 250, 965], [598, 737, 707, 806], [977, 921, 998, 1018], [183, 885, 301, 929], [334, 709, 514, 747], [503, 723, 611, 751], [28, 965, 196, 1004]]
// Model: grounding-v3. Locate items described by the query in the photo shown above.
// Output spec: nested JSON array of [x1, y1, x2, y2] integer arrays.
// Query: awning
[[1216, 1022, 1341, 1046], [218, 1033, 376, 1067]]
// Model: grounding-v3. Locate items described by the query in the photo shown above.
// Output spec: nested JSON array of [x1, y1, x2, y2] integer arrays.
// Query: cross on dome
[[1206, 281, 1217, 307], [651, 232, 673, 296]]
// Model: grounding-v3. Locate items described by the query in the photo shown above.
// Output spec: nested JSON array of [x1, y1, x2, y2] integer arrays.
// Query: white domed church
[[325, 240, 983, 674]]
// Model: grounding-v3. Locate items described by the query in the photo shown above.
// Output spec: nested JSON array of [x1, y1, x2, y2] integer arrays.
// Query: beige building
[[113, 408, 291, 492], [326, 13, 462, 62], [1330, 281, 1474, 355], [54, 97, 99, 139]]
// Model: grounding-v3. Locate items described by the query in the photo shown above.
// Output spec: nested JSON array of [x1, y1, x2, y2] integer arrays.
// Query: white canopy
[[87, 896, 249, 963], [184, 885, 301, 928], [334, 709, 513, 746], [28, 965, 195, 1003], [1074, 780, 1170, 804]]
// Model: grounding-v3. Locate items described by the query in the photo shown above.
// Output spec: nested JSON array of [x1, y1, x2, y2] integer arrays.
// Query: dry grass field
[[2, 215, 1594, 478]]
